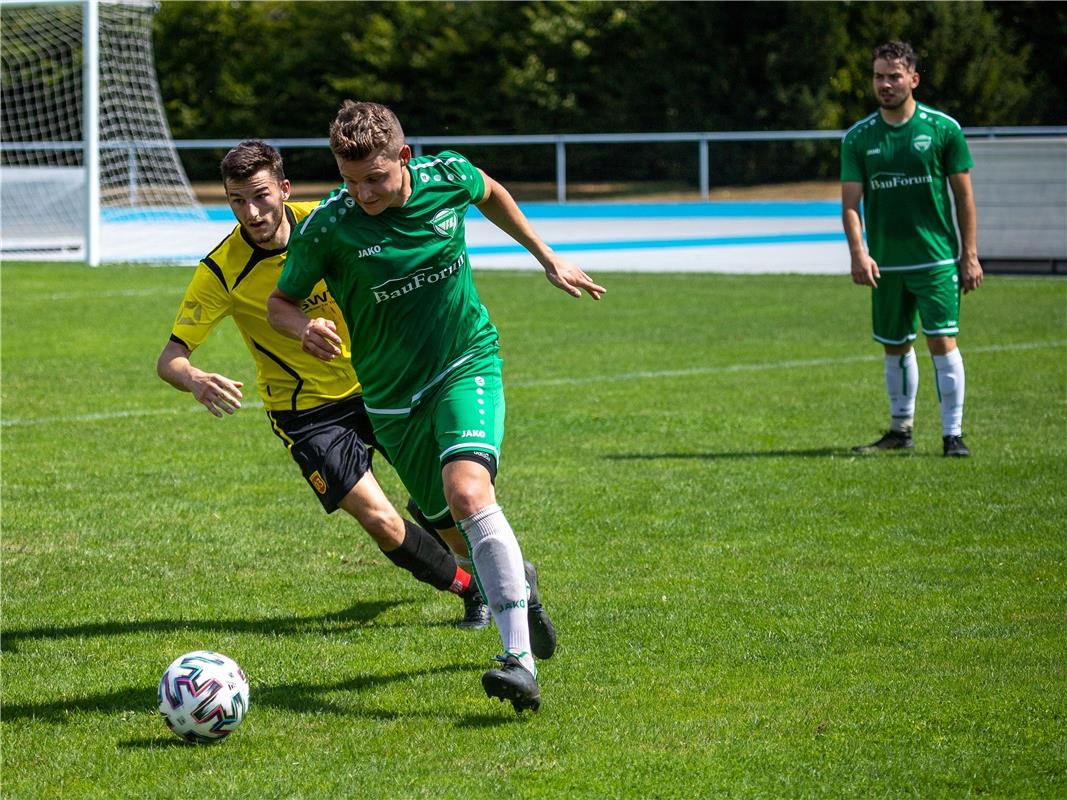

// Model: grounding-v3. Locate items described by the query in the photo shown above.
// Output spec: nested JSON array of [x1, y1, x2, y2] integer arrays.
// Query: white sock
[[458, 504, 534, 675], [932, 348, 965, 436], [885, 350, 918, 432]]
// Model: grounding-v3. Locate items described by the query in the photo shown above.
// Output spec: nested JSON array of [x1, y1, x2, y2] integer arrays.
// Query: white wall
[[969, 138, 1067, 260]]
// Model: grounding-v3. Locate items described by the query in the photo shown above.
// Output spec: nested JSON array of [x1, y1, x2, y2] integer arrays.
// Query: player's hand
[[959, 254, 984, 294], [192, 374, 243, 418], [850, 254, 880, 289], [543, 257, 606, 300], [301, 317, 343, 361]]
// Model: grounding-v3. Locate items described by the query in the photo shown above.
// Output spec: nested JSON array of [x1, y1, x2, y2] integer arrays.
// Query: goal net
[[1, 0, 206, 263]]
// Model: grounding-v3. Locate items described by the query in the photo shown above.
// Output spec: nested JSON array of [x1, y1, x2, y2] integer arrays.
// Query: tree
[[153, 1, 1061, 187]]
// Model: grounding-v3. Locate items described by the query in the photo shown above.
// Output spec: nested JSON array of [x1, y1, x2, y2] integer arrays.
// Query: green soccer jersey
[[840, 103, 973, 271], [278, 151, 497, 412]]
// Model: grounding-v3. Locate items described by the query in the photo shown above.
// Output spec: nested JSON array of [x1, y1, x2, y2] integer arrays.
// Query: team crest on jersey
[[912, 134, 932, 153], [308, 470, 328, 495], [431, 208, 459, 238]]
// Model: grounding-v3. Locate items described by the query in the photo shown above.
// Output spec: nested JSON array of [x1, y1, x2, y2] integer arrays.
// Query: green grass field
[[2, 262, 1064, 798]]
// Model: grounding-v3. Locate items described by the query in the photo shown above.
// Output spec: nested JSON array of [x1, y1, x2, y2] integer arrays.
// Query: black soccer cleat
[[524, 560, 557, 660], [852, 429, 914, 454], [459, 587, 491, 630], [942, 434, 971, 458], [482, 654, 541, 713]]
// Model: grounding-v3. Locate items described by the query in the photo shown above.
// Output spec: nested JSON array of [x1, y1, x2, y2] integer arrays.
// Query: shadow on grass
[[605, 447, 844, 460], [454, 712, 528, 729], [5, 662, 485, 726], [0, 599, 410, 654]]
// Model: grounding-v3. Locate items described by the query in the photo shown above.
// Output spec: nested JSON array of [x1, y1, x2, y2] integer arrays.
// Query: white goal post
[[1, 0, 204, 264]]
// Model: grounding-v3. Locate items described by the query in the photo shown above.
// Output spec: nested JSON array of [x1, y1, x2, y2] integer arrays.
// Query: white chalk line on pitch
[[9, 271, 1063, 303], [3, 340, 1063, 429], [509, 340, 1067, 388], [1, 399, 265, 428]]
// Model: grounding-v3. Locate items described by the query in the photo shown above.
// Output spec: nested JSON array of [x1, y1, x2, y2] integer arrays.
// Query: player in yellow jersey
[[156, 140, 489, 627]]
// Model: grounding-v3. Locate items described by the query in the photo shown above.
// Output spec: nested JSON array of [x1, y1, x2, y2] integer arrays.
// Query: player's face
[[225, 169, 291, 248], [873, 57, 919, 110], [336, 145, 412, 216]]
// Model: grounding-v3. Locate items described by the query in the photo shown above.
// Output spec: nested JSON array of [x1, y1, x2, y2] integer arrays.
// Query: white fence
[[968, 137, 1066, 267], [2, 127, 1064, 267]]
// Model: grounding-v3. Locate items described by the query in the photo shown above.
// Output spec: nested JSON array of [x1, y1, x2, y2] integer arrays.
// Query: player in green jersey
[[841, 41, 984, 457], [268, 101, 605, 713], [156, 140, 489, 627]]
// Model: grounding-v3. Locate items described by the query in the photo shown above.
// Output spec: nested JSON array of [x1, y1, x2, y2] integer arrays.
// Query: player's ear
[[398, 144, 412, 165], [280, 178, 292, 200]]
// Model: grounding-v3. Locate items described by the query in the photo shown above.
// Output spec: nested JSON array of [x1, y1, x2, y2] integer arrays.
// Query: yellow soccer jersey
[[169, 202, 360, 411]]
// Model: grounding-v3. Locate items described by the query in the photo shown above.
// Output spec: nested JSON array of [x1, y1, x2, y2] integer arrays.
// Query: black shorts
[[267, 393, 382, 513]]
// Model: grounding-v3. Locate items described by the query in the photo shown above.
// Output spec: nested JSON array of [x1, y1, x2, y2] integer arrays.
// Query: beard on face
[[247, 214, 281, 243], [879, 93, 906, 110]]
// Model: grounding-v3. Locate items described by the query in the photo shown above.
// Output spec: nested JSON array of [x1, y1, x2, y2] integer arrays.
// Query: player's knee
[[445, 483, 489, 520], [926, 336, 956, 356], [442, 452, 497, 518]]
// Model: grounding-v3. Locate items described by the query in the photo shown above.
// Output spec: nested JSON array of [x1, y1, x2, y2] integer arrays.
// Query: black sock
[[405, 498, 452, 553], [381, 520, 459, 592]]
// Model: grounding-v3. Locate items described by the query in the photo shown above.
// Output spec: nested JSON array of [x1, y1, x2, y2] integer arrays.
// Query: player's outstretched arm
[[476, 171, 606, 300], [156, 339, 243, 418], [842, 181, 879, 288], [267, 289, 342, 361]]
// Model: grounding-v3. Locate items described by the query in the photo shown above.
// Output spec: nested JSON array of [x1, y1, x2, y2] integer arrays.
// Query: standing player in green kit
[[841, 41, 984, 457], [268, 101, 605, 713]]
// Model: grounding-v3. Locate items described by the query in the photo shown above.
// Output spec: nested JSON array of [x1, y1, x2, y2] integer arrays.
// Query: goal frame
[[4, 0, 102, 265]]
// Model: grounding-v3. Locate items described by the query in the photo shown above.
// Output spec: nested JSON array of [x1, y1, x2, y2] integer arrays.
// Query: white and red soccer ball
[[158, 650, 249, 743]]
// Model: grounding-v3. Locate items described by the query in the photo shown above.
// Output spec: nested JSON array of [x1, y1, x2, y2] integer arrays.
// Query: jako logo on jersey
[[866, 147, 881, 155], [371, 256, 464, 303], [431, 208, 459, 238], [309, 471, 328, 494], [358, 245, 382, 258], [913, 134, 932, 152], [461, 429, 487, 438]]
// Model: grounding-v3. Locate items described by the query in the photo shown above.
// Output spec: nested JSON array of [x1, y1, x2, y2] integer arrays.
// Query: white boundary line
[[5, 272, 1063, 304], [2, 340, 1062, 429], [510, 340, 1067, 388], [2, 399, 264, 428]]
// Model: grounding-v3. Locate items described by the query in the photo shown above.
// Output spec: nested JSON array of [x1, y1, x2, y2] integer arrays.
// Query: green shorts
[[871, 263, 961, 345], [368, 351, 505, 526]]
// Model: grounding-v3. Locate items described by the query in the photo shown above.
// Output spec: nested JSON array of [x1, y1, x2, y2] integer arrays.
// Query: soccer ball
[[158, 650, 249, 743]]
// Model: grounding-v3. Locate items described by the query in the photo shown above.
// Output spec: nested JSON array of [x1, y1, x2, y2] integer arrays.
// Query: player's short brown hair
[[220, 140, 285, 186], [329, 100, 405, 162], [873, 41, 917, 71]]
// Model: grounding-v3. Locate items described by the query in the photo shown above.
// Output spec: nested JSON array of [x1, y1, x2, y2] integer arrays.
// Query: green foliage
[[153, 1, 1063, 186], [2, 263, 1066, 798]]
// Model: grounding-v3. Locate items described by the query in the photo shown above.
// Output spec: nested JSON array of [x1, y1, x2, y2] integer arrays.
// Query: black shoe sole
[[528, 605, 557, 660], [482, 670, 541, 713], [523, 561, 557, 660], [457, 614, 491, 630]]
